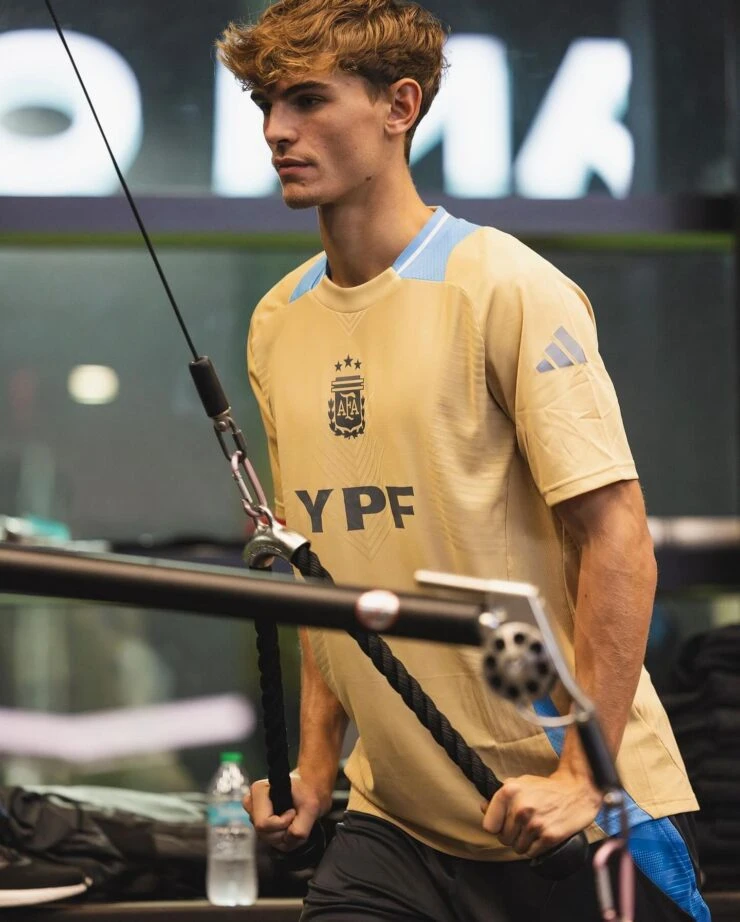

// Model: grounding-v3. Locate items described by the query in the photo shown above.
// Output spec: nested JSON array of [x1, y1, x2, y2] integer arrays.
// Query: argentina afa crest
[[328, 355, 365, 438]]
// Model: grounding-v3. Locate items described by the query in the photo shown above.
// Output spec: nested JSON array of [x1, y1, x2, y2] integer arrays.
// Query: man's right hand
[[244, 771, 331, 853]]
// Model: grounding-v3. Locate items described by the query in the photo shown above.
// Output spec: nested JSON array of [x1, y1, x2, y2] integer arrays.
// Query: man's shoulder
[[445, 219, 567, 295], [252, 251, 326, 330], [394, 209, 552, 297]]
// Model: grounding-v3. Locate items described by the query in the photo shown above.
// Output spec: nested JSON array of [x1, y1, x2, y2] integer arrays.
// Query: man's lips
[[274, 159, 312, 176]]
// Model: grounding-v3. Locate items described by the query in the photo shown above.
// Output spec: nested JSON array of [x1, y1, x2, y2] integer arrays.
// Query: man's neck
[[317, 170, 433, 289]]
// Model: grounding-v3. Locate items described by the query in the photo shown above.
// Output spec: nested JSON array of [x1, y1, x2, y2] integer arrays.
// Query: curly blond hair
[[216, 0, 447, 158]]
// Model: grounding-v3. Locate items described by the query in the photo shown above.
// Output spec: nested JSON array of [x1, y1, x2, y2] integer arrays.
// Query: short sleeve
[[484, 257, 638, 506], [247, 318, 285, 520]]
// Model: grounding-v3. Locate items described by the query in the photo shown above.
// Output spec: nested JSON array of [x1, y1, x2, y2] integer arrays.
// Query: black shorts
[[300, 811, 711, 922]]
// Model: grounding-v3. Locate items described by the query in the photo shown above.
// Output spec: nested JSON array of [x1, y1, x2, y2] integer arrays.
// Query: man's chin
[[283, 195, 319, 210], [281, 184, 329, 210]]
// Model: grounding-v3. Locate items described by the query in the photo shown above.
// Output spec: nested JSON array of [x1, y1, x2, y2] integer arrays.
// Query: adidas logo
[[536, 326, 587, 373]]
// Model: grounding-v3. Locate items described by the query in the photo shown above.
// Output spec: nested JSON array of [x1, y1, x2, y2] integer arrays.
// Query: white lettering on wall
[[411, 34, 511, 197], [212, 59, 276, 197], [515, 39, 634, 198], [0, 30, 633, 199], [0, 30, 143, 195]]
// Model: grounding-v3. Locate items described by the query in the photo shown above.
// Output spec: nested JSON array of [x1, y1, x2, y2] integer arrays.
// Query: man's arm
[[482, 478, 657, 856], [245, 628, 349, 851], [554, 478, 657, 769], [295, 628, 349, 815]]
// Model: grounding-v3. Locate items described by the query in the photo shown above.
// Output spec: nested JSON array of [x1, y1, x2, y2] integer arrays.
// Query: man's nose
[[264, 106, 298, 151]]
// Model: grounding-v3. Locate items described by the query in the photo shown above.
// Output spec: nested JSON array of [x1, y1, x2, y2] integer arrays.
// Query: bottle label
[[208, 802, 252, 827]]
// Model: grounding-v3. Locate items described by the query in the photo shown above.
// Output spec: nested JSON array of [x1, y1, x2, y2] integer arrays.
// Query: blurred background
[[0, 0, 737, 804]]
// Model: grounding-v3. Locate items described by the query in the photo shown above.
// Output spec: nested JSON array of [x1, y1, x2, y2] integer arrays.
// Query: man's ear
[[385, 78, 423, 141]]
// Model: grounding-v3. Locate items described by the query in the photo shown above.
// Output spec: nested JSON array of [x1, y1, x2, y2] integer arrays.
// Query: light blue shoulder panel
[[393, 209, 481, 283], [289, 255, 328, 303]]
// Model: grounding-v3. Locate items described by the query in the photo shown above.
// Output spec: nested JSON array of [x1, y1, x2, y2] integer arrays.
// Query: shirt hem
[[543, 465, 638, 507], [346, 788, 699, 861]]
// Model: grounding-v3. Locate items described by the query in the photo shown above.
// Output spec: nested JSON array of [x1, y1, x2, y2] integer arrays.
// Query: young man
[[218, 2, 710, 919]]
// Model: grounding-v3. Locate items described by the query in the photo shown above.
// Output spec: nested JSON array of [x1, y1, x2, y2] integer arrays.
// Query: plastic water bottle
[[206, 752, 258, 906]]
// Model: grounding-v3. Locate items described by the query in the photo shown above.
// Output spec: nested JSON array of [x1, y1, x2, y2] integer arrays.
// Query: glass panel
[[0, 245, 315, 540], [0, 242, 736, 546], [537, 245, 738, 516], [0, 592, 300, 791]]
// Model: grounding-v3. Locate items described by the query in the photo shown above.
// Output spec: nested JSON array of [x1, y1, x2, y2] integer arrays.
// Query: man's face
[[251, 70, 391, 209]]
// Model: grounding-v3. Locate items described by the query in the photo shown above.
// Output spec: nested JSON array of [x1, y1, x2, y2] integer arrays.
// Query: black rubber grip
[[270, 822, 327, 872], [528, 829, 590, 879], [576, 716, 621, 793], [189, 356, 230, 418]]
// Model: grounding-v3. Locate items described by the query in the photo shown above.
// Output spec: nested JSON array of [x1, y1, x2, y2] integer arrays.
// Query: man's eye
[[297, 96, 322, 108]]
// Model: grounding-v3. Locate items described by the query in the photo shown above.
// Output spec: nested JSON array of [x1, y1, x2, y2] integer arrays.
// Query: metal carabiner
[[213, 414, 267, 513], [229, 450, 268, 520], [593, 835, 635, 922]]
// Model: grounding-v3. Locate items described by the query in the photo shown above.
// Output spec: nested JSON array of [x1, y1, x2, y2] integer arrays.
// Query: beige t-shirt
[[248, 208, 698, 860]]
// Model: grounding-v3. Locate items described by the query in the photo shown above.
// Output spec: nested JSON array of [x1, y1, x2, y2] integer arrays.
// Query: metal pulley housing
[[481, 620, 558, 704]]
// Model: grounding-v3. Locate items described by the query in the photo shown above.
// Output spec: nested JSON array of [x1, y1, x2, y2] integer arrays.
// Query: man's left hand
[[481, 769, 603, 857]]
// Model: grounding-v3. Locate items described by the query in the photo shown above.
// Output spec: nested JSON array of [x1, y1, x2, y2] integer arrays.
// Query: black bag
[[0, 785, 314, 901], [0, 786, 206, 900]]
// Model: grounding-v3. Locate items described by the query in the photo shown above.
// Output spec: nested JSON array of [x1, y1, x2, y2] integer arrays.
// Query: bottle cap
[[220, 752, 243, 763]]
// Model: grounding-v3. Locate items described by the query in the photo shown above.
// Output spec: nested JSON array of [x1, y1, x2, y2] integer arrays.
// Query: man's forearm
[[296, 628, 349, 808], [559, 526, 657, 777]]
